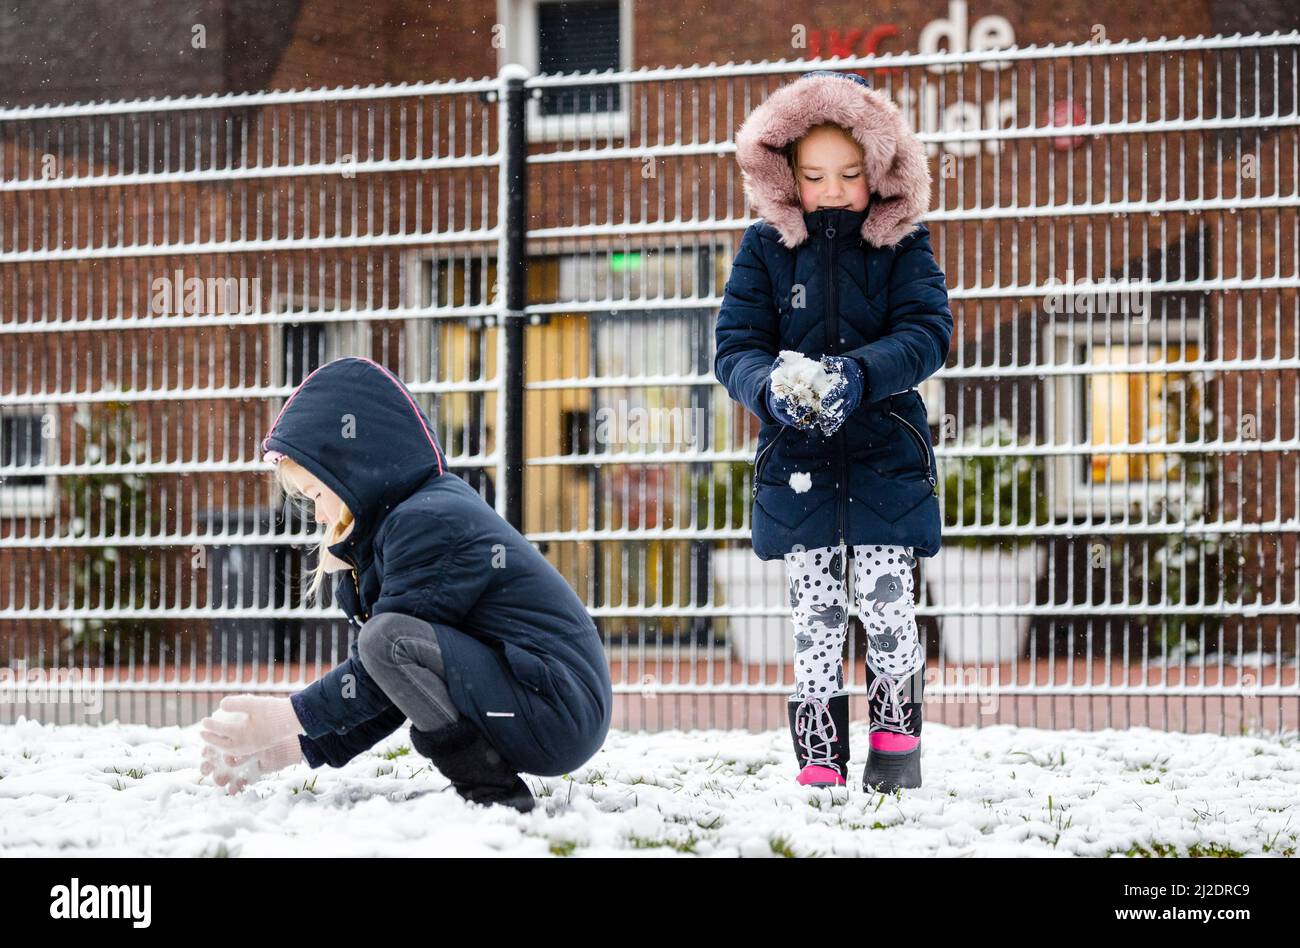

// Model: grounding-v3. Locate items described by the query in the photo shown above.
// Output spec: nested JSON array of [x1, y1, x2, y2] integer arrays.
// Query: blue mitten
[[816, 356, 866, 435], [766, 361, 819, 430], [767, 383, 812, 429]]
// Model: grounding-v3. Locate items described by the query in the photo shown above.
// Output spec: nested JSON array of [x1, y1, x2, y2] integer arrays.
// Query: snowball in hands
[[768, 350, 862, 436], [200, 737, 304, 796], [199, 694, 305, 757], [769, 350, 835, 429]]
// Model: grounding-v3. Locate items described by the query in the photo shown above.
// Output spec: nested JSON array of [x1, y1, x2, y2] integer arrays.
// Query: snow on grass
[[0, 716, 1296, 857]]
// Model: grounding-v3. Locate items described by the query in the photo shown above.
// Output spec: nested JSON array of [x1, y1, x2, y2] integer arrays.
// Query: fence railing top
[[0, 30, 1296, 123], [0, 74, 503, 123]]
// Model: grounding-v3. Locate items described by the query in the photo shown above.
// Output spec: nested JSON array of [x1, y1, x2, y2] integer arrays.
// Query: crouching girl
[[199, 356, 612, 811]]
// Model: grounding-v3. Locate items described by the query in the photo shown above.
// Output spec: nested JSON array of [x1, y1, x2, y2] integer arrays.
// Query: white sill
[[1054, 481, 1206, 518], [0, 484, 57, 518], [527, 110, 629, 143]]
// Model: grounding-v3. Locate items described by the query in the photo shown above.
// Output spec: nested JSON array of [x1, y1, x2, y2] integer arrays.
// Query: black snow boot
[[787, 692, 851, 786], [409, 719, 536, 813], [862, 660, 924, 794]]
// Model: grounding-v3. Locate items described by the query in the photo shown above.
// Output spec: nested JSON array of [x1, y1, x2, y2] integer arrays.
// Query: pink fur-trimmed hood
[[734, 70, 932, 250]]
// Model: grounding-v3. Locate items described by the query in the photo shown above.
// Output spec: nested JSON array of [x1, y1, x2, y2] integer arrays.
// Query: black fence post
[[501, 67, 528, 532]]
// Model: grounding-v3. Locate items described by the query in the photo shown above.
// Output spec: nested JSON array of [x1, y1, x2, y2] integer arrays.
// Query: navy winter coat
[[719, 70, 953, 560], [261, 356, 612, 776]]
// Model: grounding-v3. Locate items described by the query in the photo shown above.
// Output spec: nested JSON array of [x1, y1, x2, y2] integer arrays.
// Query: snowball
[[769, 350, 837, 414], [789, 472, 811, 494]]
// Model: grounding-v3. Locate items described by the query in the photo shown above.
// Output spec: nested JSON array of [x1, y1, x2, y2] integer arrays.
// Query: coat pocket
[[853, 468, 935, 524], [493, 642, 561, 763], [855, 405, 938, 524], [753, 454, 837, 531], [502, 641, 554, 697]]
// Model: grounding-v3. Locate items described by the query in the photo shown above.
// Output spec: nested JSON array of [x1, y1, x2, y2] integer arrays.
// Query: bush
[[938, 419, 1048, 550]]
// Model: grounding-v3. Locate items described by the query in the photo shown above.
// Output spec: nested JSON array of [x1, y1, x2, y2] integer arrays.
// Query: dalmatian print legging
[[784, 544, 923, 700]]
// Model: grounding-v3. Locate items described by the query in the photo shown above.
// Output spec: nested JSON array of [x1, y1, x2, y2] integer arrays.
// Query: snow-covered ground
[[0, 716, 1295, 857]]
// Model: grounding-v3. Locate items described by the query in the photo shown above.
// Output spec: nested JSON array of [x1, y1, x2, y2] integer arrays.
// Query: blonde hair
[[271, 456, 355, 606]]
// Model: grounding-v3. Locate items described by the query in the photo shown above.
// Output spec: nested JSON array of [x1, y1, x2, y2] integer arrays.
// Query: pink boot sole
[[796, 764, 846, 787]]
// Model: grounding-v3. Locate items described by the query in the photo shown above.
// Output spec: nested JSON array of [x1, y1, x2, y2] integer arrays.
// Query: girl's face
[[283, 465, 345, 528], [793, 125, 870, 214]]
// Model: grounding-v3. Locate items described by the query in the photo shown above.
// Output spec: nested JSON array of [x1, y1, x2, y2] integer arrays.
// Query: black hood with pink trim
[[261, 356, 446, 567]]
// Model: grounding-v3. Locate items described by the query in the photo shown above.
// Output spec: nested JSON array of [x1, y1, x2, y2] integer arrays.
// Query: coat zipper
[[889, 409, 939, 495], [347, 555, 369, 622], [825, 223, 848, 546], [752, 426, 787, 498]]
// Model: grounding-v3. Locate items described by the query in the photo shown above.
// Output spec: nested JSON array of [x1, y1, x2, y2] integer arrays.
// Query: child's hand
[[766, 357, 821, 430], [199, 694, 304, 757], [200, 737, 304, 795], [816, 356, 866, 436]]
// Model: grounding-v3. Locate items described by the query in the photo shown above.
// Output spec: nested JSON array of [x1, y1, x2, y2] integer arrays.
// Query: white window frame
[[0, 408, 58, 518], [497, 0, 633, 143], [1045, 320, 1206, 519]]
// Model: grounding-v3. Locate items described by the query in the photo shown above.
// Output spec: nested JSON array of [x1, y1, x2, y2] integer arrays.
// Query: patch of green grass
[[1125, 753, 1171, 774], [1010, 749, 1067, 769], [806, 792, 848, 810], [382, 745, 411, 760], [769, 835, 797, 857], [1046, 796, 1073, 847], [628, 832, 699, 854], [107, 766, 147, 780], [291, 775, 319, 795], [1118, 841, 1180, 857], [1261, 823, 1295, 854], [1185, 842, 1245, 858], [549, 839, 578, 857]]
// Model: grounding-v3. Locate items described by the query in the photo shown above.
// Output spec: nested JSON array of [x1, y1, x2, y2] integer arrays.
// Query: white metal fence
[[1, 32, 1297, 734]]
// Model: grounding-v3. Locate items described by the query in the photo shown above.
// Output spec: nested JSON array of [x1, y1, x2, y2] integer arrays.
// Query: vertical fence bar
[[499, 65, 529, 530]]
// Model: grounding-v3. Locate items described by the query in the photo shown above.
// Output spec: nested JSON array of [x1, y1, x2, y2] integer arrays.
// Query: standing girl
[[199, 356, 612, 811], [716, 70, 952, 792]]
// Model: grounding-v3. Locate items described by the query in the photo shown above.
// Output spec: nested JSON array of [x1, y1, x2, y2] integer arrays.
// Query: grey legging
[[356, 612, 462, 732]]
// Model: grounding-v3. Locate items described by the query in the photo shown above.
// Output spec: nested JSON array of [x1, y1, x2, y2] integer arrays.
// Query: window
[[1046, 326, 1206, 517], [1084, 343, 1203, 485], [269, 297, 371, 388], [497, 0, 633, 141], [0, 410, 56, 518], [407, 252, 499, 500], [558, 245, 723, 304], [537, 1, 621, 117]]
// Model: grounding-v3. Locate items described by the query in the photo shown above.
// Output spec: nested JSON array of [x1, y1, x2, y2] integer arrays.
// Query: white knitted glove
[[199, 694, 305, 757], [200, 737, 304, 795]]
